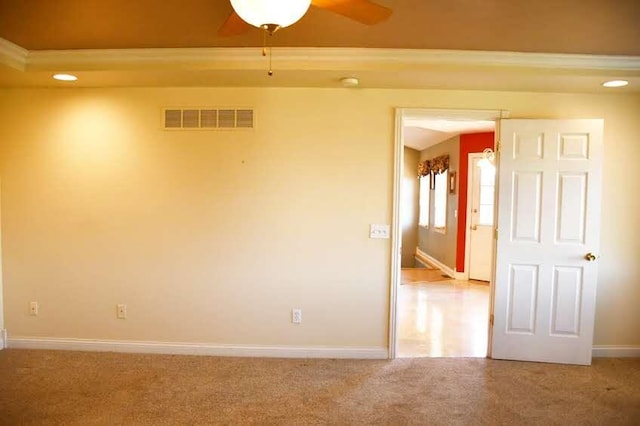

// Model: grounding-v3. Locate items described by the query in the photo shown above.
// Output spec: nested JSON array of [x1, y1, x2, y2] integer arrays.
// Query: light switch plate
[[370, 224, 390, 239]]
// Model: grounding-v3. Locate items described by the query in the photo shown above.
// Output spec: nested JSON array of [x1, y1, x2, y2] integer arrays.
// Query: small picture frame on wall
[[429, 172, 435, 190], [449, 171, 456, 194]]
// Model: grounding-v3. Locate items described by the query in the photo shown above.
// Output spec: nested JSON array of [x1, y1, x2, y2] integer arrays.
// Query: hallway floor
[[398, 268, 490, 358]]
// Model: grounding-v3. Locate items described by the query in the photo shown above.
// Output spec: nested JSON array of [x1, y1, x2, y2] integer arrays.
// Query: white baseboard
[[413, 256, 429, 269], [592, 345, 640, 358], [7, 336, 388, 359], [5, 336, 637, 360], [415, 248, 465, 280]]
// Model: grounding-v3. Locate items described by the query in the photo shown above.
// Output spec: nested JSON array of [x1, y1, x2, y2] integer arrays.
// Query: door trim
[[0, 178, 4, 350], [388, 110, 404, 360], [389, 108, 509, 359]]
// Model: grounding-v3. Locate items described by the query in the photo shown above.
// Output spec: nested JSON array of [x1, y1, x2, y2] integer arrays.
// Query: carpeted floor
[[1, 350, 639, 425]]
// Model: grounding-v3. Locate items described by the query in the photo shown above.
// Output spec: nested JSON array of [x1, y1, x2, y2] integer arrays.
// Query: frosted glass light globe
[[230, 0, 312, 28]]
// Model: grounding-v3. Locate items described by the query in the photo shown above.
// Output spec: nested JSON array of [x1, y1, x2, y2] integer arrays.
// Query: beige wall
[[401, 147, 420, 267], [0, 87, 639, 348], [417, 136, 460, 269], [0, 88, 393, 347]]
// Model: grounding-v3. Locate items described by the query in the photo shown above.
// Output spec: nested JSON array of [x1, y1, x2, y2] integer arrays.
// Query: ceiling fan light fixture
[[230, 0, 312, 29]]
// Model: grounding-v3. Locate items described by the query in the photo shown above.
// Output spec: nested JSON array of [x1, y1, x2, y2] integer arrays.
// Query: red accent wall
[[456, 132, 495, 272]]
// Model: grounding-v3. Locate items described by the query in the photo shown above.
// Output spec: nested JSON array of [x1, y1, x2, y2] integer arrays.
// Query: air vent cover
[[163, 108, 254, 130]]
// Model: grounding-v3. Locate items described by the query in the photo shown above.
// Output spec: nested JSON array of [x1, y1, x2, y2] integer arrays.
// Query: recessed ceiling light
[[602, 80, 628, 88], [340, 77, 359, 88], [53, 73, 78, 82]]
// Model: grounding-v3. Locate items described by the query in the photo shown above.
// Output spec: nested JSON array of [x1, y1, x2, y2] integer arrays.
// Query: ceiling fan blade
[[217, 11, 252, 37], [311, 0, 392, 25]]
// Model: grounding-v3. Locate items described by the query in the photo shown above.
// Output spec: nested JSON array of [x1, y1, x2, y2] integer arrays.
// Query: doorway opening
[[391, 108, 505, 359]]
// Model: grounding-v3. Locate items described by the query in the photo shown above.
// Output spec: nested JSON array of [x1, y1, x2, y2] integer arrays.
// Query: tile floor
[[398, 268, 490, 358]]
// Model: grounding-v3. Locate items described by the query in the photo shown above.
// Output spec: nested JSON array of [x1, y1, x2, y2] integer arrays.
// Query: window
[[434, 170, 448, 231], [478, 165, 496, 226], [418, 176, 430, 227]]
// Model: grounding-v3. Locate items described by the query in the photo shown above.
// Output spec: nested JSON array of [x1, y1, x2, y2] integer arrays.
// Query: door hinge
[[490, 314, 494, 326], [496, 141, 501, 152], [494, 229, 498, 239]]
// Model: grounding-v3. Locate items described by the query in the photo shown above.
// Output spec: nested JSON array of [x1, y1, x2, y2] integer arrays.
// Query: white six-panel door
[[492, 119, 603, 365]]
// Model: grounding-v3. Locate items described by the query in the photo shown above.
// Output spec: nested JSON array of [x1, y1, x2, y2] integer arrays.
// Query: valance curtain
[[417, 155, 449, 177], [417, 160, 431, 177]]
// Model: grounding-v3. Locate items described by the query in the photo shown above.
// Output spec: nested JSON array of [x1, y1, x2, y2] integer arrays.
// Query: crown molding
[[27, 47, 269, 71], [0, 38, 28, 71], [24, 46, 640, 74]]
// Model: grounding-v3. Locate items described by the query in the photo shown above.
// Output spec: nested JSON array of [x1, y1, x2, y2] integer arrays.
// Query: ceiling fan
[[218, 0, 392, 37]]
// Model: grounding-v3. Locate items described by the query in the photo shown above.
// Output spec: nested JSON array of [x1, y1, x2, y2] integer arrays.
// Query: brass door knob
[[585, 253, 597, 262]]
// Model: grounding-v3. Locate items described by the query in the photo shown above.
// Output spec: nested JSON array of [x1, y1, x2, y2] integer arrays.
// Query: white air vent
[[182, 109, 199, 128], [200, 109, 217, 128], [163, 108, 254, 130], [218, 109, 235, 129], [164, 110, 182, 128], [236, 109, 254, 128]]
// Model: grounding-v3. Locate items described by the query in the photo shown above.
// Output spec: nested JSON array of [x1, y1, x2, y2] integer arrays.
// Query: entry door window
[[478, 165, 496, 226]]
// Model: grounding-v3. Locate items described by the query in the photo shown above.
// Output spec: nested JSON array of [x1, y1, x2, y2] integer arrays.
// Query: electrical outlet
[[116, 304, 127, 319], [29, 301, 38, 316], [292, 309, 302, 324]]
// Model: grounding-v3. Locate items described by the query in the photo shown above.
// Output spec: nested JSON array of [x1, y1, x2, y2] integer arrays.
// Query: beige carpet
[[1, 350, 639, 425]]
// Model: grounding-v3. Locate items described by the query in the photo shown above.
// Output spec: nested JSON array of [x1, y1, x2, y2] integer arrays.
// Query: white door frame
[[389, 108, 509, 359], [0, 179, 5, 350]]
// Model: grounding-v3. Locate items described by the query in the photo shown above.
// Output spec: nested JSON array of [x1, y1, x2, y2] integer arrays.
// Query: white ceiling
[[2, 0, 639, 55], [0, 1, 639, 91], [403, 119, 496, 151]]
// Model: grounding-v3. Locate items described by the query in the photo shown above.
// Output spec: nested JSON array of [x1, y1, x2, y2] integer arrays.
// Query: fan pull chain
[[262, 29, 267, 57], [261, 26, 276, 77]]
